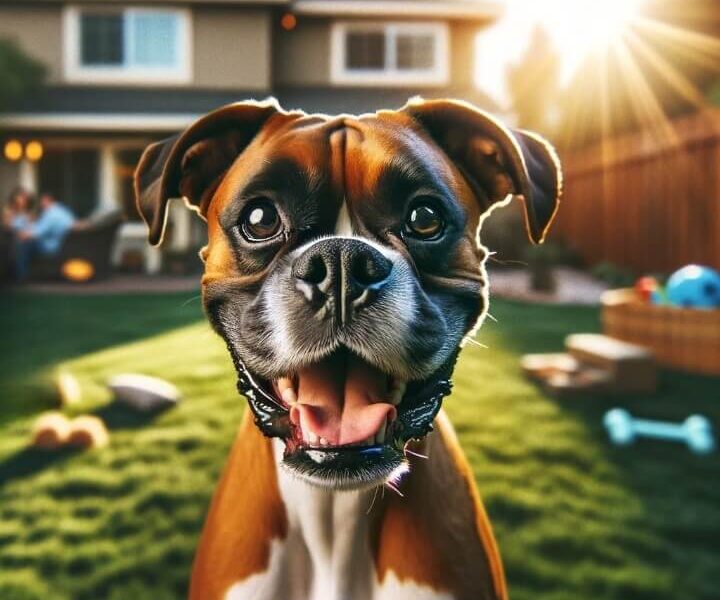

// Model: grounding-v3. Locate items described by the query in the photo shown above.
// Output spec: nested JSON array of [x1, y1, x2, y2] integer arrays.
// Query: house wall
[[273, 19, 331, 86], [193, 7, 271, 89], [0, 4, 271, 89], [273, 17, 480, 89], [0, 5, 65, 83], [449, 21, 479, 88]]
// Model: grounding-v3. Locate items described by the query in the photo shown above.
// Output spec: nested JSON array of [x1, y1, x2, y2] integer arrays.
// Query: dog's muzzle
[[292, 238, 393, 326], [219, 236, 460, 488]]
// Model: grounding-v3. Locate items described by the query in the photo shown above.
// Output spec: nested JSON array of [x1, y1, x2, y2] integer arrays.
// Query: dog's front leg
[[189, 411, 294, 600], [372, 410, 507, 600]]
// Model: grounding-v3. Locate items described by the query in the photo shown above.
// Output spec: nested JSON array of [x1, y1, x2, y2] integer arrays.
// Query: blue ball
[[666, 265, 720, 309]]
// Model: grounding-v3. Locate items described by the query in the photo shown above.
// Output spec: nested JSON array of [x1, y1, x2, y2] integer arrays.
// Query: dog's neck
[[271, 439, 380, 600]]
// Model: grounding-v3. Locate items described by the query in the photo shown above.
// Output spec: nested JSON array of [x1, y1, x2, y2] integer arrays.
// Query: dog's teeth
[[307, 430, 319, 446], [281, 388, 298, 405], [319, 437, 328, 446], [278, 377, 294, 392], [389, 380, 406, 406]]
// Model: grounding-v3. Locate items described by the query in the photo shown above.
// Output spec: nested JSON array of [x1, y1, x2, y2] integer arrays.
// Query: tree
[[506, 25, 562, 135], [0, 38, 46, 112]]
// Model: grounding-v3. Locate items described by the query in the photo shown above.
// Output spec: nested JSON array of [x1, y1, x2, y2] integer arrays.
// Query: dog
[[134, 97, 561, 600]]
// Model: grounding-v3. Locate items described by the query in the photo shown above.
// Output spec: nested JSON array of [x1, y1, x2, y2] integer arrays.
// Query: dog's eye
[[240, 198, 282, 242], [404, 201, 444, 240]]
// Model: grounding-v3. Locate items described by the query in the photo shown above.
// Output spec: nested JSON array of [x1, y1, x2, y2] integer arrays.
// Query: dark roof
[[3, 84, 500, 125]]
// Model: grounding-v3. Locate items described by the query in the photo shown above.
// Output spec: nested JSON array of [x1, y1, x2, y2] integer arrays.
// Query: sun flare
[[520, 0, 647, 80]]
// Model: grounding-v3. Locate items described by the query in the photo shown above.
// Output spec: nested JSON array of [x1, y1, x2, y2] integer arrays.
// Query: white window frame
[[331, 21, 448, 86], [63, 5, 192, 85]]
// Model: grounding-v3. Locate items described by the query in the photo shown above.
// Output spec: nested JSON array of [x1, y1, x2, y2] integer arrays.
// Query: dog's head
[[134, 98, 561, 489]]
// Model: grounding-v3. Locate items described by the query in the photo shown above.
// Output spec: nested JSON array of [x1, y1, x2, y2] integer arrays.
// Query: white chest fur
[[224, 440, 452, 600]]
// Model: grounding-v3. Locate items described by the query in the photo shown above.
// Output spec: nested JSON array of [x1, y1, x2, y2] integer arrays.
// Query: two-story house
[[0, 0, 502, 270]]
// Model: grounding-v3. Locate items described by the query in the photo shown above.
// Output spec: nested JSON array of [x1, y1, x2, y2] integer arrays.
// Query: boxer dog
[[134, 97, 560, 600]]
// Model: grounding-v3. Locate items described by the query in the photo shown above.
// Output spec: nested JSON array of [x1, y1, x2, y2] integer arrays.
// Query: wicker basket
[[601, 288, 720, 376]]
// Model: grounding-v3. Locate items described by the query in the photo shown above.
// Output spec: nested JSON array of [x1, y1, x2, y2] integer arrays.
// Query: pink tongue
[[289, 351, 396, 446]]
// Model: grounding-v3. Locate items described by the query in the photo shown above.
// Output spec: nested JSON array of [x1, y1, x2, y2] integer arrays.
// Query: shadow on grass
[[0, 446, 81, 485], [0, 402, 168, 486], [0, 291, 204, 423]]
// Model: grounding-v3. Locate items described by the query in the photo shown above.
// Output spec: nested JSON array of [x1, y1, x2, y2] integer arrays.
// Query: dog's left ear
[[401, 98, 562, 243], [134, 100, 283, 245]]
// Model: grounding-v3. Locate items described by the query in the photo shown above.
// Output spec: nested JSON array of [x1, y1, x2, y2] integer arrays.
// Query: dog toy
[[604, 408, 716, 454], [108, 373, 180, 412], [665, 264, 720, 309], [634, 276, 659, 303], [32, 412, 73, 449], [67, 415, 109, 449], [56, 370, 82, 406], [31, 412, 109, 450]]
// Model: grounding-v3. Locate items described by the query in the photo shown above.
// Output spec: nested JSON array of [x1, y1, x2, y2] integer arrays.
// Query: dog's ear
[[401, 98, 562, 243], [134, 100, 282, 245]]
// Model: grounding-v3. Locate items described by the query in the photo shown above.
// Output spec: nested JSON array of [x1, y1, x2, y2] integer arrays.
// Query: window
[[64, 7, 191, 84], [331, 22, 448, 85], [38, 148, 99, 218]]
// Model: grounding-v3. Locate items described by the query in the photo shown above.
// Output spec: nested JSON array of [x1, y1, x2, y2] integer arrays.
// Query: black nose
[[292, 238, 393, 325]]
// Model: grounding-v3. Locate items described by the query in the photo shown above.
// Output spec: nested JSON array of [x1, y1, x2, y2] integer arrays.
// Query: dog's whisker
[[464, 337, 489, 349], [404, 447, 428, 460], [385, 480, 404, 497], [486, 312, 498, 322], [366, 485, 381, 515], [181, 294, 202, 307]]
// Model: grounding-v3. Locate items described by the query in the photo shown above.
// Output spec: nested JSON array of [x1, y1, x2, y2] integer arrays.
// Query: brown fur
[[373, 410, 507, 600], [189, 411, 288, 600]]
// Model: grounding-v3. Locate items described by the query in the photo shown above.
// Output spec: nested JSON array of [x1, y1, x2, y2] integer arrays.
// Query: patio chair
[[29, 211, 124, 282]]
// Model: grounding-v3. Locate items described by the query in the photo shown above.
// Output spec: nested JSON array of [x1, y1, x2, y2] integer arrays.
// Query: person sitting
[[2, 187, 35, 232], [14, 192, 75, 280]]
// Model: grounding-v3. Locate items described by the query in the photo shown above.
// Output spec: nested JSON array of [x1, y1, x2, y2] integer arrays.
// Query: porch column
[[18, 160, 37, 194], [169, 199, 192, 252], [97, 144, 118, 215]]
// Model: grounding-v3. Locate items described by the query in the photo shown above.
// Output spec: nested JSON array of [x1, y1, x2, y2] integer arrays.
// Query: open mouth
[[235, 347, 456, 489]]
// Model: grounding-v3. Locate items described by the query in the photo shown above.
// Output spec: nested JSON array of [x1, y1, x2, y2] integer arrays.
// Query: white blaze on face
[[335, 200, 353, 236]]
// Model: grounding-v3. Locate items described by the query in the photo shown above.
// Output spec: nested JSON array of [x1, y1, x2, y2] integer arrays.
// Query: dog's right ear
[[134, 99, 283, 245]]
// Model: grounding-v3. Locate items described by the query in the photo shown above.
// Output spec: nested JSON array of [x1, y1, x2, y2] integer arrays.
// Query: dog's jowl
[[135, 98, 561, 600]]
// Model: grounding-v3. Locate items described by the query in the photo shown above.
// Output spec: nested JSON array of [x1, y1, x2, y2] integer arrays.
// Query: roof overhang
[[0, 113, 198, 133], [13, 0, 290, 4], [292, 0, 503, 19]]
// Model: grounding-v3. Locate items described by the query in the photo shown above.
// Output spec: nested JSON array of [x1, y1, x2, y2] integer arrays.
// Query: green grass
[[1, 292, 719, 600]]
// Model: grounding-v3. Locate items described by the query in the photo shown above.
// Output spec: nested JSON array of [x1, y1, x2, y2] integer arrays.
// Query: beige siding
[[273, 20, 331, 86], [274, 18, 480, 88], [0, 5, 64, 83], [449, 22, 479, 88], [0, 5, 271, 89], [193, 8, 271, 90]]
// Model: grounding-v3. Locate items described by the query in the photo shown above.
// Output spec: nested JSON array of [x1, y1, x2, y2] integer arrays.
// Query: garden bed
[[602, 288, 720, 376]]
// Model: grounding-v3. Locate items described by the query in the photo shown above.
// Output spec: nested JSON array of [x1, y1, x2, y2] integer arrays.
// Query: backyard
[[1, 290, 719, 600]]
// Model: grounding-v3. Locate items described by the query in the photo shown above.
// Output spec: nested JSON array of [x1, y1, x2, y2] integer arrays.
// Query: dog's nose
[[292, 238, 392, 324]]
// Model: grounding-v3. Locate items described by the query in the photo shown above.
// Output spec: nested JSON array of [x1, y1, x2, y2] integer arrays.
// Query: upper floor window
[[331, 22, 448, 86], [64, 6, 191, 84]]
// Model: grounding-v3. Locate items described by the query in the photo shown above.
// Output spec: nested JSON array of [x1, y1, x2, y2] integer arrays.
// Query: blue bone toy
[[604, 408, 716, 454]]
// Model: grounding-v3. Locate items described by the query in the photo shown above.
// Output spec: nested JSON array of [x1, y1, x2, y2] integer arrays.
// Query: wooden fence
[[551, 108, 720, 273]]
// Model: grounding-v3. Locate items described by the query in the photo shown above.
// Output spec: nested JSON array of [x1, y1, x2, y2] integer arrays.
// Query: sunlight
[[475, 0, 649, 106], [522, 0, 646, 81]]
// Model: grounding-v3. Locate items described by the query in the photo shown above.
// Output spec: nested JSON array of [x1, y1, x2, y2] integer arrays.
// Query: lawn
[[1, 290, 719, 600]]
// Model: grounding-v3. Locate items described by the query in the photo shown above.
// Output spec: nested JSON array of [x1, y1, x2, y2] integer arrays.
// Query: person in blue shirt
[[15, 192, 75, 280], [2, 187, 34, 232]]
